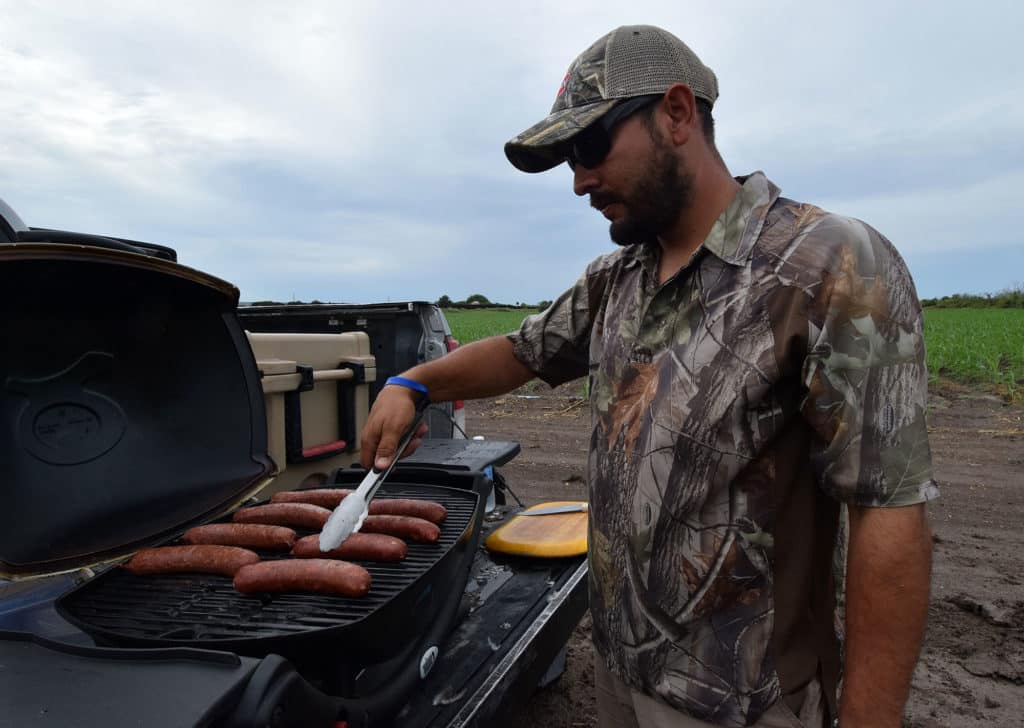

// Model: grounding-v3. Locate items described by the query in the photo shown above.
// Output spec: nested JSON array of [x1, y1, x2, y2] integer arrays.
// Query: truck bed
[[396, 519, 587, 728]]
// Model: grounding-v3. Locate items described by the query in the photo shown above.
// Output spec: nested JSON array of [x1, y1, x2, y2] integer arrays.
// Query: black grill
[[56, 483, 481, 669]]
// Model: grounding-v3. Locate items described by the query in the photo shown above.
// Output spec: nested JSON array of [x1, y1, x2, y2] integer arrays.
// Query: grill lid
[[1, 244, 274, 579]]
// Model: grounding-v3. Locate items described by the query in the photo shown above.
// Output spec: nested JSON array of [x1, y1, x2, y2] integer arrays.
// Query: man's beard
[[604, 131, 694, 247]]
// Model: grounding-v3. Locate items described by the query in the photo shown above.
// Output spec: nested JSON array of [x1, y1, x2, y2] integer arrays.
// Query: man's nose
[[573, 164, 599, 197]]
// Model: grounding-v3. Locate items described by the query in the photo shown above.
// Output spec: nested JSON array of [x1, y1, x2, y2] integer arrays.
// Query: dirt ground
[[464, 381, 1024, 727]]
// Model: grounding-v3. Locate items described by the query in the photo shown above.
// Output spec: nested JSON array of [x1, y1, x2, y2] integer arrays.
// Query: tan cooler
[[246, 331, 376, 495]]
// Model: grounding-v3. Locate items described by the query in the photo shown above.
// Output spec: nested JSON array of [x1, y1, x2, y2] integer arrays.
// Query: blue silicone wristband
[[385, 376, 429, 400]]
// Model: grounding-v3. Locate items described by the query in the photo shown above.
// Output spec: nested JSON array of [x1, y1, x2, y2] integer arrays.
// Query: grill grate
[[58, 484, 479, 646]]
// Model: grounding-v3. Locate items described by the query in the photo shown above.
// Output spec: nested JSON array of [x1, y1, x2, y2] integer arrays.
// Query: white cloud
[[0, 0, 1020, 302], [819, 167, 1024, 254]]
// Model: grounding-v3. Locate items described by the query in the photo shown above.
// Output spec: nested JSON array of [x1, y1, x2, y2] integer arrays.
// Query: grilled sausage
[[124, 545, 260, 577], [232, 503, 331, 530], [290, 532, 408, 562], [360, 515, 441, 543], [233, 559, 371, 597], [271, 490, 446, 524], [368, 498, 447, 524], [180, 523, 296, 551], [271, 488, 354, 508]]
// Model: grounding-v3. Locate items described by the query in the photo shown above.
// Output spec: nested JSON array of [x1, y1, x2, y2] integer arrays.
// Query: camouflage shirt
[[508, 172, 940, 726]]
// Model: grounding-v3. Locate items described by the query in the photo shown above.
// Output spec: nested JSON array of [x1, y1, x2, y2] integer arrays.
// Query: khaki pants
[[595, 659, 826, 728]]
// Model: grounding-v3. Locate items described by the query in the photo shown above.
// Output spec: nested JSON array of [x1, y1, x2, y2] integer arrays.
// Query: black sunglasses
[[565, 95, 662, 171]]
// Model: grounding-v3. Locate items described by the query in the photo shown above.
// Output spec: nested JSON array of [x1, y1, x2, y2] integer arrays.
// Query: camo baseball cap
[[505, 25, 719, 173]]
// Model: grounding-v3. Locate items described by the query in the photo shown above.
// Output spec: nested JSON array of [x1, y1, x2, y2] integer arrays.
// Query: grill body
[[57, 483, 483, 674]]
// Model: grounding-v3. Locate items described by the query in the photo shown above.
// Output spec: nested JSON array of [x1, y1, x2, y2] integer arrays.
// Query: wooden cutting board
[[485, 501, 588, 558]]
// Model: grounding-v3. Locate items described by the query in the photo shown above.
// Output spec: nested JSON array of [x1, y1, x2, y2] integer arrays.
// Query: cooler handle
[[284, 362, 365, 464]]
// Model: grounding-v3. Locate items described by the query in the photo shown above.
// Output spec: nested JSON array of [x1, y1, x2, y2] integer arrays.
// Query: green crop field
[[445, 307, 1024, 401], [924, 308, 1024, 400], [445, 308, 541, 344]]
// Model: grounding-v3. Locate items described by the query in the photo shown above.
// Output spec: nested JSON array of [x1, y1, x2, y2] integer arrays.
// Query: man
[[362, 25, 938, 728]]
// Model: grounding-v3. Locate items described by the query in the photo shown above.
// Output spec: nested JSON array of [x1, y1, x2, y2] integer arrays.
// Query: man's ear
[[662, 84, 697, 146]]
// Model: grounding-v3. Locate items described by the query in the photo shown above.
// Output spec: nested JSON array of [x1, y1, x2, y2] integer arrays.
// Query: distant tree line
[[921, 286, 1024, 309], [246, 300, 324, 306], [242, 295, 556, 309], [436, 293, 551, 309]]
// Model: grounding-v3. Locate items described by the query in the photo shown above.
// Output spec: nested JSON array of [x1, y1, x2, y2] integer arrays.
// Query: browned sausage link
[[368, 498, 447, 524], [291, 533, 408, 561], [360, 515, 441, 543], [270, 491, 447, 526], [180, 524, 296, 551], [124, 545, 260, 577], [270, 488, 354, 508], [233, 559, 371, 597], [232, 503, 331, 530]]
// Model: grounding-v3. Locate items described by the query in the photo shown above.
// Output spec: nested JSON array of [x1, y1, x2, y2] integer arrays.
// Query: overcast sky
[[1, 1, 1021, 304]]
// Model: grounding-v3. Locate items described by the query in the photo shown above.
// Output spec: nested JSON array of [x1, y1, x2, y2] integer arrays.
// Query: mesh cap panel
[[605, 26, 718, 103]]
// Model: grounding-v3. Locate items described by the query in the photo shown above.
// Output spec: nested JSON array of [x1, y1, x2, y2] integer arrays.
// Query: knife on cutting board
[[318, 394, 430, 551], [518, 503, 588, 516]]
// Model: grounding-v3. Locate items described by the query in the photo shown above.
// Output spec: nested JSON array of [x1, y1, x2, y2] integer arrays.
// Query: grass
[[444, 307, 1024, 402], [445, 307, 540, 345], [445, 307, 577, 396], [924, 308, 1024, 401]]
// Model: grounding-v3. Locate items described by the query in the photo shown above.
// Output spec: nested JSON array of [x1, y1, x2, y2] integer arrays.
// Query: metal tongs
[[318, 394, 430, 551]]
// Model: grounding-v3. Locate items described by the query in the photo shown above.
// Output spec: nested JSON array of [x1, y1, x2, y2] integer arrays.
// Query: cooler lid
[[0, 244, 275, 578]]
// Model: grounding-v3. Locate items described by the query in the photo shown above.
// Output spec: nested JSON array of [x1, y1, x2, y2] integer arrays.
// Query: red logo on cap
[[556, 71, 570, 99]]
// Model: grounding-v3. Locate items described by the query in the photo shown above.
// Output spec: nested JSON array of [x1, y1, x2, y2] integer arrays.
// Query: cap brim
[[504, 99, 619, 173]]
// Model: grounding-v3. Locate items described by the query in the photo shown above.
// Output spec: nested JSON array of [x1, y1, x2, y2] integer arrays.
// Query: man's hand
[[839, 502, 932, 727], [359, 335, 536, 470], [360, 385, 428, 471]]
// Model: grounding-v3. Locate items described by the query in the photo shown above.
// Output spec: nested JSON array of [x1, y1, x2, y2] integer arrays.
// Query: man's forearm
[[359, 335, 537, 469], [401, 334, 535, 402], [839, 503, 932, 726]]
